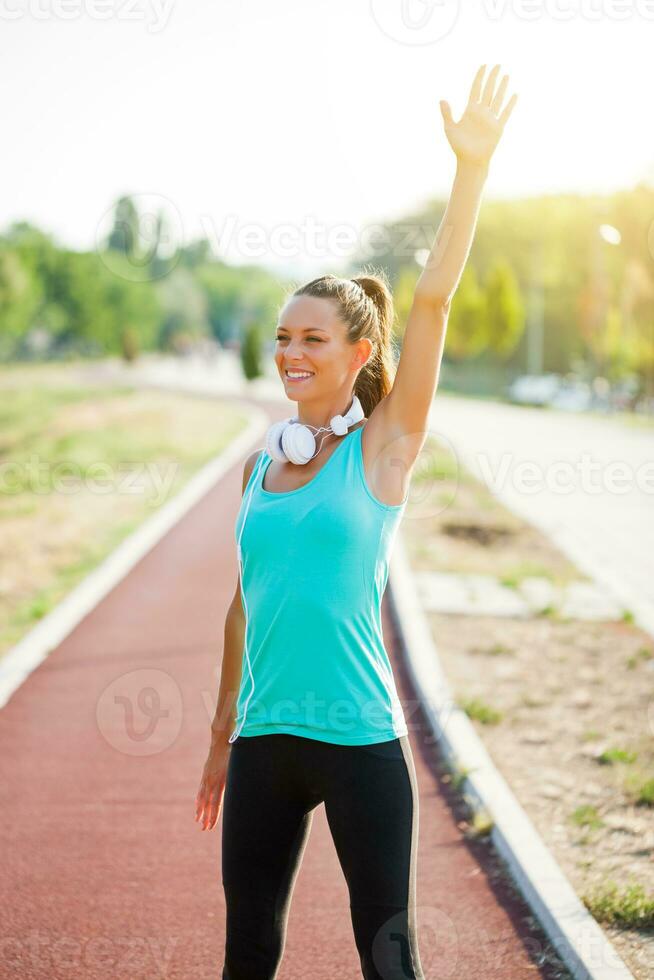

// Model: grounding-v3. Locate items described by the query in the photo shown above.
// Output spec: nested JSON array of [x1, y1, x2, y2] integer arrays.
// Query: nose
[[284, 342, 305, 361]]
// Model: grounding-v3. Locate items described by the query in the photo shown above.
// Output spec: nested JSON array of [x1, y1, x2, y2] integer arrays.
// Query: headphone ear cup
[[265, 419, 292, 461], [282, 424, 316, 464]]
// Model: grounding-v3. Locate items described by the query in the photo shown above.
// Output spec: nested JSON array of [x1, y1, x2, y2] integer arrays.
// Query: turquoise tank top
[[230, 423, 409, 746]]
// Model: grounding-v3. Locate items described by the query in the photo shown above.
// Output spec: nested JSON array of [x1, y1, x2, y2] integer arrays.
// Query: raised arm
[[383, 64, 518, 440]]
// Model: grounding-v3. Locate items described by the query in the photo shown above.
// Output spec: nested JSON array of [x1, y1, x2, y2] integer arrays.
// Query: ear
[[354, 337, 374, 369]]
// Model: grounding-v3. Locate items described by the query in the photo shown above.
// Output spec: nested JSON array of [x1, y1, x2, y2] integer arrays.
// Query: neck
[[296, 393, 356, 433]]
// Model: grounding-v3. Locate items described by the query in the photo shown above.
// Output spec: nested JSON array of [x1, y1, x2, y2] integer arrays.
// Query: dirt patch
[[408, 445, 581, 586], [403, 435, 654, 979], [420, 611, 654, 977], [441, 521, 514, 547]]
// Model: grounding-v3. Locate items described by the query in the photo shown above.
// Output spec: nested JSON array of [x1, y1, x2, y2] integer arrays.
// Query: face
[[274, 295, 372, 399]]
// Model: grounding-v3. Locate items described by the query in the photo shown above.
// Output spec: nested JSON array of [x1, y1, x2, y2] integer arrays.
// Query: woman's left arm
[[384, 64, 518, 438]]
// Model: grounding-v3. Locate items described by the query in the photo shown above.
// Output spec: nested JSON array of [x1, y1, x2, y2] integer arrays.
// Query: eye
[[275, 336, 322, 343]]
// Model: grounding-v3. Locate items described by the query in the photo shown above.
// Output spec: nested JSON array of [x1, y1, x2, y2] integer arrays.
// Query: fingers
[[490, 74, 509, 115], [207, 796, 221, 831], [472, 63, 517, 127], [195, 787, 223, 830], [439, 100, 454, 128], [499, 92, 518, 128], [195, 782, 211, 828], [481, 64, 501, 106], [467, 64, 486, 107]]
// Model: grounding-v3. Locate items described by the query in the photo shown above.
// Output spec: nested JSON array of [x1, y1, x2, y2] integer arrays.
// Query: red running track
[[0, 398, 569, 979]]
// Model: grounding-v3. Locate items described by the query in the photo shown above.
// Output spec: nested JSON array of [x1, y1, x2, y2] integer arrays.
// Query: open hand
[[195, 744, 230, 831], [440, 64, 518, 168]]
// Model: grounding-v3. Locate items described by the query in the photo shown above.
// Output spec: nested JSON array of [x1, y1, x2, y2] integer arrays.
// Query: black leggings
[[221, 732, 424, 980]]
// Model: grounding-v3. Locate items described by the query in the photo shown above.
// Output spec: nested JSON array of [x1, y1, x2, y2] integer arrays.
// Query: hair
[[288, 267, 397, 419]]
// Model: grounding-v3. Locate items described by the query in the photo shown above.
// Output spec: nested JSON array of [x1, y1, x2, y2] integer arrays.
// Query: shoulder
[[242, 448, 264, 493]]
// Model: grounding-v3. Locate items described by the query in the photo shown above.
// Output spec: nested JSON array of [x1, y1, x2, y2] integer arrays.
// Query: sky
[[1, 0, 653, 278]]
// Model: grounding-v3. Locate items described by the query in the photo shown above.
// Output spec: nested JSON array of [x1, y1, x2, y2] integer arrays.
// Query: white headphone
[[264, 393, 365, 465], [227, 393, 365, 743]]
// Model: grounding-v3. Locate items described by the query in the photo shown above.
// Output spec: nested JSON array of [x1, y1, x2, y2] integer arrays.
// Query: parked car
[[506, 373, 562, 407], [549, 378, 593, 412]]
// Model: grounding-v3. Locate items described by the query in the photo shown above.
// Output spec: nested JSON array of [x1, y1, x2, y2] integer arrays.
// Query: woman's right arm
[[194, 448, 261, 830], [210, 575, 246, 750]]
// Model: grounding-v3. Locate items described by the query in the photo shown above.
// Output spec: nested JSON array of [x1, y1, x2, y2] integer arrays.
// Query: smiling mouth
[[285, 370, 315, 380]]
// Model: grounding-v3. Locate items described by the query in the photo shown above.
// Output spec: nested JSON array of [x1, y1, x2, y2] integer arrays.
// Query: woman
[[196, 64, 517, 980]]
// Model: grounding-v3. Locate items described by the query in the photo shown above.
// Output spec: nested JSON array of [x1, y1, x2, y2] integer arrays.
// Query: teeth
[[287, 371, 313, 378]]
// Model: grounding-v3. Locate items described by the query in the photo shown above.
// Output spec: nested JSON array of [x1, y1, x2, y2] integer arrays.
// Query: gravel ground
[[403, 437, 654, 980]]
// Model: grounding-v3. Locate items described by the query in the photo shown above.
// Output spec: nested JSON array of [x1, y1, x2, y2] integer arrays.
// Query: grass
[[583, 880, 654, 931], [412, 440, 466, 485], [520, 693, 548, 708], [449, 765, 473, 791], [598, 747, 638, 765], [3, 513, 145, 647], [469, 808, 494, 837], [470, 642, 513, 657], [570, 805, 604, 830], [622, 770, 654, 807], [459, 697, 503, 725], [636, 778, 654, 807], [626, 647, 654, 669], [499, 563, 555, 589], [0, 366, 250, 659]]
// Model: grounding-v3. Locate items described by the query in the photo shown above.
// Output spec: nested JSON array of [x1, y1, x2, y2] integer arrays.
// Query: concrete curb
[[389, 529, 635, 980], [0, 403, 269, 710]]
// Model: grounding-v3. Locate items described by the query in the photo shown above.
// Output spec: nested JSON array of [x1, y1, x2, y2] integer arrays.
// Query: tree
[[196, 263, 285, 346], [155, 267, 210, 351], [393, 266, 421, 341], [444, 265, 487, 360], [106, 196, 140, 258], [0, 247, 40, 347], [241, 321, 263, 380], [484, 259, 525, 358]]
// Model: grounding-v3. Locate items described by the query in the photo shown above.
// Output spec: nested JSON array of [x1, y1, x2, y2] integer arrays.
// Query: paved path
[[0, 395, 565, 979], [429, 395, 654, 638]]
